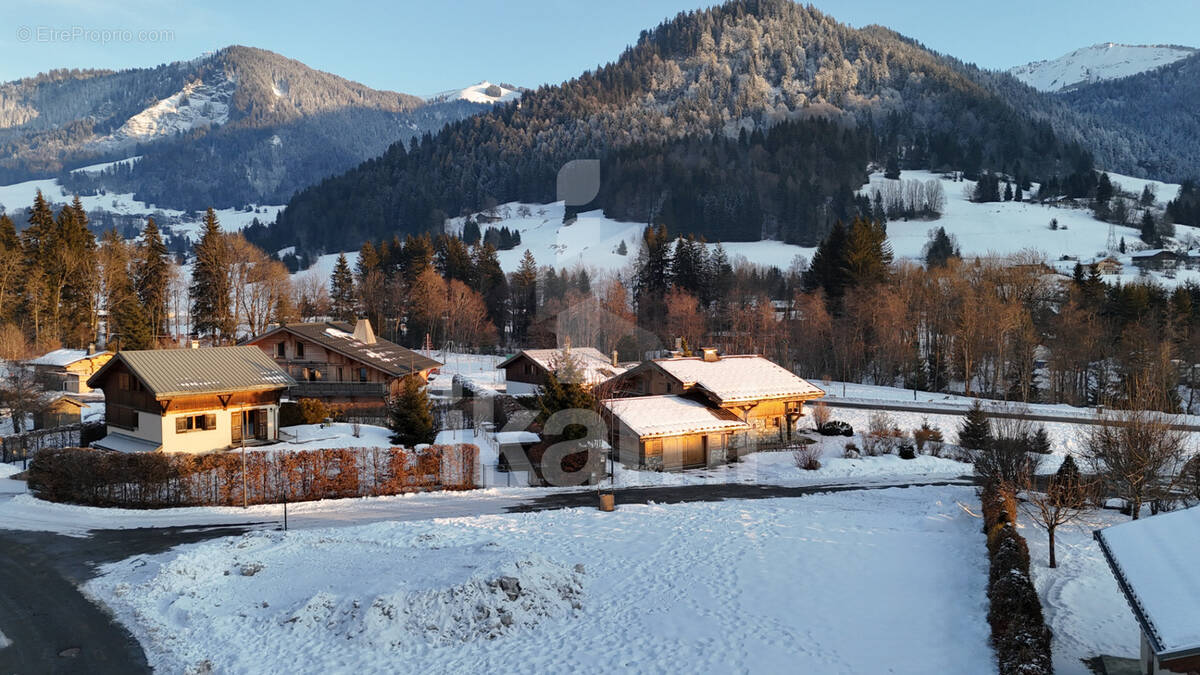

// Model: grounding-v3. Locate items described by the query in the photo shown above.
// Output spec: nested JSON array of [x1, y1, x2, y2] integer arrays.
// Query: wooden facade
[[246, 322, 439, 409], [91, 358, 286, 454]]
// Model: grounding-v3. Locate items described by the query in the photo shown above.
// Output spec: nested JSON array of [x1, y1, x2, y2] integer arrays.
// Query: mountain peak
[[427, 81, 522, 105], [1010, 43, 1197, 92]]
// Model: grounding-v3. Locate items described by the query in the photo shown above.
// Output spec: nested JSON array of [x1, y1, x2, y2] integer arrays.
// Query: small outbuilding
[[1095, 506, 1200, 674], [602, 395, 750, 470], [26, 347, 113, 394], [87, 346, 295, 454]]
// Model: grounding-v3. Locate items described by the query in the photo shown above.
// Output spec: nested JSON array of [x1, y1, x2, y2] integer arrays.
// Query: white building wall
[[161, 404, 279, 454]]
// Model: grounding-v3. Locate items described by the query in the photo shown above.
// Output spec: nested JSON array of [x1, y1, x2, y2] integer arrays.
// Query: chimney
[[352, 318, 377, 345], [86, 343, 96, 355], [612, 350, 618, 367], [702, 348, 719, 362]]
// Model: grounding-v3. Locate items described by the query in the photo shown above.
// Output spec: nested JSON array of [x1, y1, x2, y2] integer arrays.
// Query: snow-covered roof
[[252, 322, 440, 378], [93, 432, 162, 453], [651, 355, 825, 405], [499, 348, 627, 385], [27, 349, 93, 367], [602, 395, 750, 439], [1096, 506, 1200, 659], [494, 431, 540, 445]]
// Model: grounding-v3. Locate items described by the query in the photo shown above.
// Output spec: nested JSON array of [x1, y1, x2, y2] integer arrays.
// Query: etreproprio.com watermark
[[16, 25, 175, 44]]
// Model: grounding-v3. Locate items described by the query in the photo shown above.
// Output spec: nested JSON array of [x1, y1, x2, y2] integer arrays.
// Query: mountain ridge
[[1009, 42, 1197, 92]]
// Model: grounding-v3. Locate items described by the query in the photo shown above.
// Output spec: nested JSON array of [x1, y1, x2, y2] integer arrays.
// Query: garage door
[[662, 435, 706, 470]]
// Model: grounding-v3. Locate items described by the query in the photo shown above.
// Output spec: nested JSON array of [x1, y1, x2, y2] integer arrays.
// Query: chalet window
[[176, 413, 217, 433], [337, 367, 343, 381], [295, 342, 305, 358], [359, 367, 368, 382], [108, 404, 138, 430], [118, 373, 131, 390], [276, 342, 286, 358]]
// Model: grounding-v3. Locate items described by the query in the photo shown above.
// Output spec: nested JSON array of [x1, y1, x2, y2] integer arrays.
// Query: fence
[[26, 443, 479, 508], [2, 422, 105, 465]]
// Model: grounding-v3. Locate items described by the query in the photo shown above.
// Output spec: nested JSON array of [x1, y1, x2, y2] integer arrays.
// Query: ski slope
[[1010, 43, 1197, 92]]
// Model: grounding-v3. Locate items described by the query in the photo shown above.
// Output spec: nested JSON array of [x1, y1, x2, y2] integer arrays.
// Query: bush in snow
[[809, 401, 831, 430], [817, 420, 852, 437], [842, 442, 859, 459], [861, 412, 899, 456], [898, 442, 916, 460], [912, 419, 944, 453], [792, 445, 822, 471]]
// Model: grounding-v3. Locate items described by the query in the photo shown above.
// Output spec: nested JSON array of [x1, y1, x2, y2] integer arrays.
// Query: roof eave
[[1094, 529, 1168, 656]]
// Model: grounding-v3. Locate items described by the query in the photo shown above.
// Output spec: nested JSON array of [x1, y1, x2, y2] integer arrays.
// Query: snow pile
[[87, 529, 583, 672], [0, 628, 10, 650], [1010, 43, 1197, 92], [86, 486, 995, 673]]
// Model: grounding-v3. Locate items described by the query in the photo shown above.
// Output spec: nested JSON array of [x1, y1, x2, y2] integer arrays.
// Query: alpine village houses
[[603, 350, 825, 470], [499, 346, 628, 395], [88, 346, 295, 454], [245, 319, 441, 410]]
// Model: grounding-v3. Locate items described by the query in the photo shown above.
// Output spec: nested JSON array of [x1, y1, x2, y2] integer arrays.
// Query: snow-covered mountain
[[427, 81, 522, 105], [1010, 43, 1197, 92]]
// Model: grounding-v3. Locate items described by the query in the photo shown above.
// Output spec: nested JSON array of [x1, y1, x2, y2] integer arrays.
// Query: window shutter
[[176, 416, 186, 433], [204, 413, 216, 430]]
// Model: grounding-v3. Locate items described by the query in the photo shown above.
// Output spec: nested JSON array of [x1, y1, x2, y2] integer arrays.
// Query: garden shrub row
[[981, 484, 1053, 675], [27, 444, 479, 509]]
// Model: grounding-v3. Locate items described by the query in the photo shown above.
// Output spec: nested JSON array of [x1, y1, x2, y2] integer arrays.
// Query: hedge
[[27, 444, 479, 509], [981, 484, 1053, 675]]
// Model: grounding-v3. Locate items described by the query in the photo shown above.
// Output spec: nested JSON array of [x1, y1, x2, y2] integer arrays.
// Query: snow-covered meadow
[[84, 485, 995, 674]]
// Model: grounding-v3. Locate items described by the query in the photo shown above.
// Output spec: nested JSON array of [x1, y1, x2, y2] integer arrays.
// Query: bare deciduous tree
[[1083, 410, 1190, 519], [1014, 455, 1094, 568]]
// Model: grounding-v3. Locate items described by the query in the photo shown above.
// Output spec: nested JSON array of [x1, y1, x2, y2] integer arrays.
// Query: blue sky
[[2, 0, 1197, 95]]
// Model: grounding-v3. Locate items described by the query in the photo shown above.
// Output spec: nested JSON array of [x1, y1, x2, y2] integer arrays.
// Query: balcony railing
[[288, 381, 387, 399]]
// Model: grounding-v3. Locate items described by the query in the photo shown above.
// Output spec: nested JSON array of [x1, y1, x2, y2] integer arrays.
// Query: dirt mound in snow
[[283, 548, 584, 645]]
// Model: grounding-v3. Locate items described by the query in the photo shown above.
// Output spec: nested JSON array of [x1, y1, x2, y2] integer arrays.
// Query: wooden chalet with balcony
[[86, 346, 295, 454], [245, 319, 441, 408]]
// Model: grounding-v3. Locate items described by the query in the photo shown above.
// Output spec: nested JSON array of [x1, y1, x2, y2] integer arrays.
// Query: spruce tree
[[957, 401, 993, 450], [1141, 211, 1159, 247], [190, 208, 233, 343], [844, 217, 893, 287], [135, 217, 170, 343], [329, 252, 356, 322], [510, 249, 538, 342], [802, 221, 850, 302], [388, 375, 435, 446], [1030, 426, 1052, 454]]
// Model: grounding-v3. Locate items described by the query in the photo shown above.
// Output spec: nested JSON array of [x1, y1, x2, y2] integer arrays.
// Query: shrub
[[843, 442, 860, 459], [912, 419, 944, 452], [793, 445, 822, 471], [818, 420, 853, 437], [297, 398, 333, 425], [899, 443, 917, 460], [980, 483, 1052, 675], [862, 412, 898, 456], [810, 401, 831, 430], [26, 444, 479, 508]]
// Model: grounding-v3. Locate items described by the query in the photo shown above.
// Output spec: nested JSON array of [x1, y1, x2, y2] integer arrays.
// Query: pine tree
[[102, 230, 153, 350], [957, 400, 993, 450], [1030, 426, 1052, 454], [924, 227, 959, 268], [135, 217, 170, 343], [510, 249, 538, 343], [388, 375, 435, 446], [1141, 211, 1159, 247], [802, 221, 849, 302], [884, 153, 901, 180], [1119, 237, 1126, 254], [329, 252, 356, 322], [1049, 454, 1085, 508], [844, 217, 893, 287], [190, 208, 233, 343], [536, 346, 598, 439]]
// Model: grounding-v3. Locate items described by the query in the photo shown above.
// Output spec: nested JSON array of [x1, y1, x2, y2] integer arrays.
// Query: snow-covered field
[[1020, 508, 1139, 674], [84, 485, 995, 674], [0, 167, 284, 242]]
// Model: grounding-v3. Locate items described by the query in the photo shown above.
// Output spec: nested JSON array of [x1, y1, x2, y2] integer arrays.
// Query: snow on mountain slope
[[427, 81, 521, 105], [0, 172, 282, 240], [95, 76, 236, 150], [1010, 43, 1197, 92], [292, 170, 1192, 288]]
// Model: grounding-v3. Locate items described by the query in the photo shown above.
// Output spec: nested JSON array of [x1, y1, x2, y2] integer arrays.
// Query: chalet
[[1094, 257, 1124, 275], [86, 346, 295, 453], [1095, 507, 1200, 675], [1131, 249, 1184, 271], [613, 351, 825, 443], [26, 347, 113, 394], [499, 346, 627, 395], [602, 395, 750, 470], [32, 394, 86, 430], [245, 320, 441, 408]]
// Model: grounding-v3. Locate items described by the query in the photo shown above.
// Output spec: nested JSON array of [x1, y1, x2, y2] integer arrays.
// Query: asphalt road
[[0, 524, 256, 675], [821, 398, 1200, 432]]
